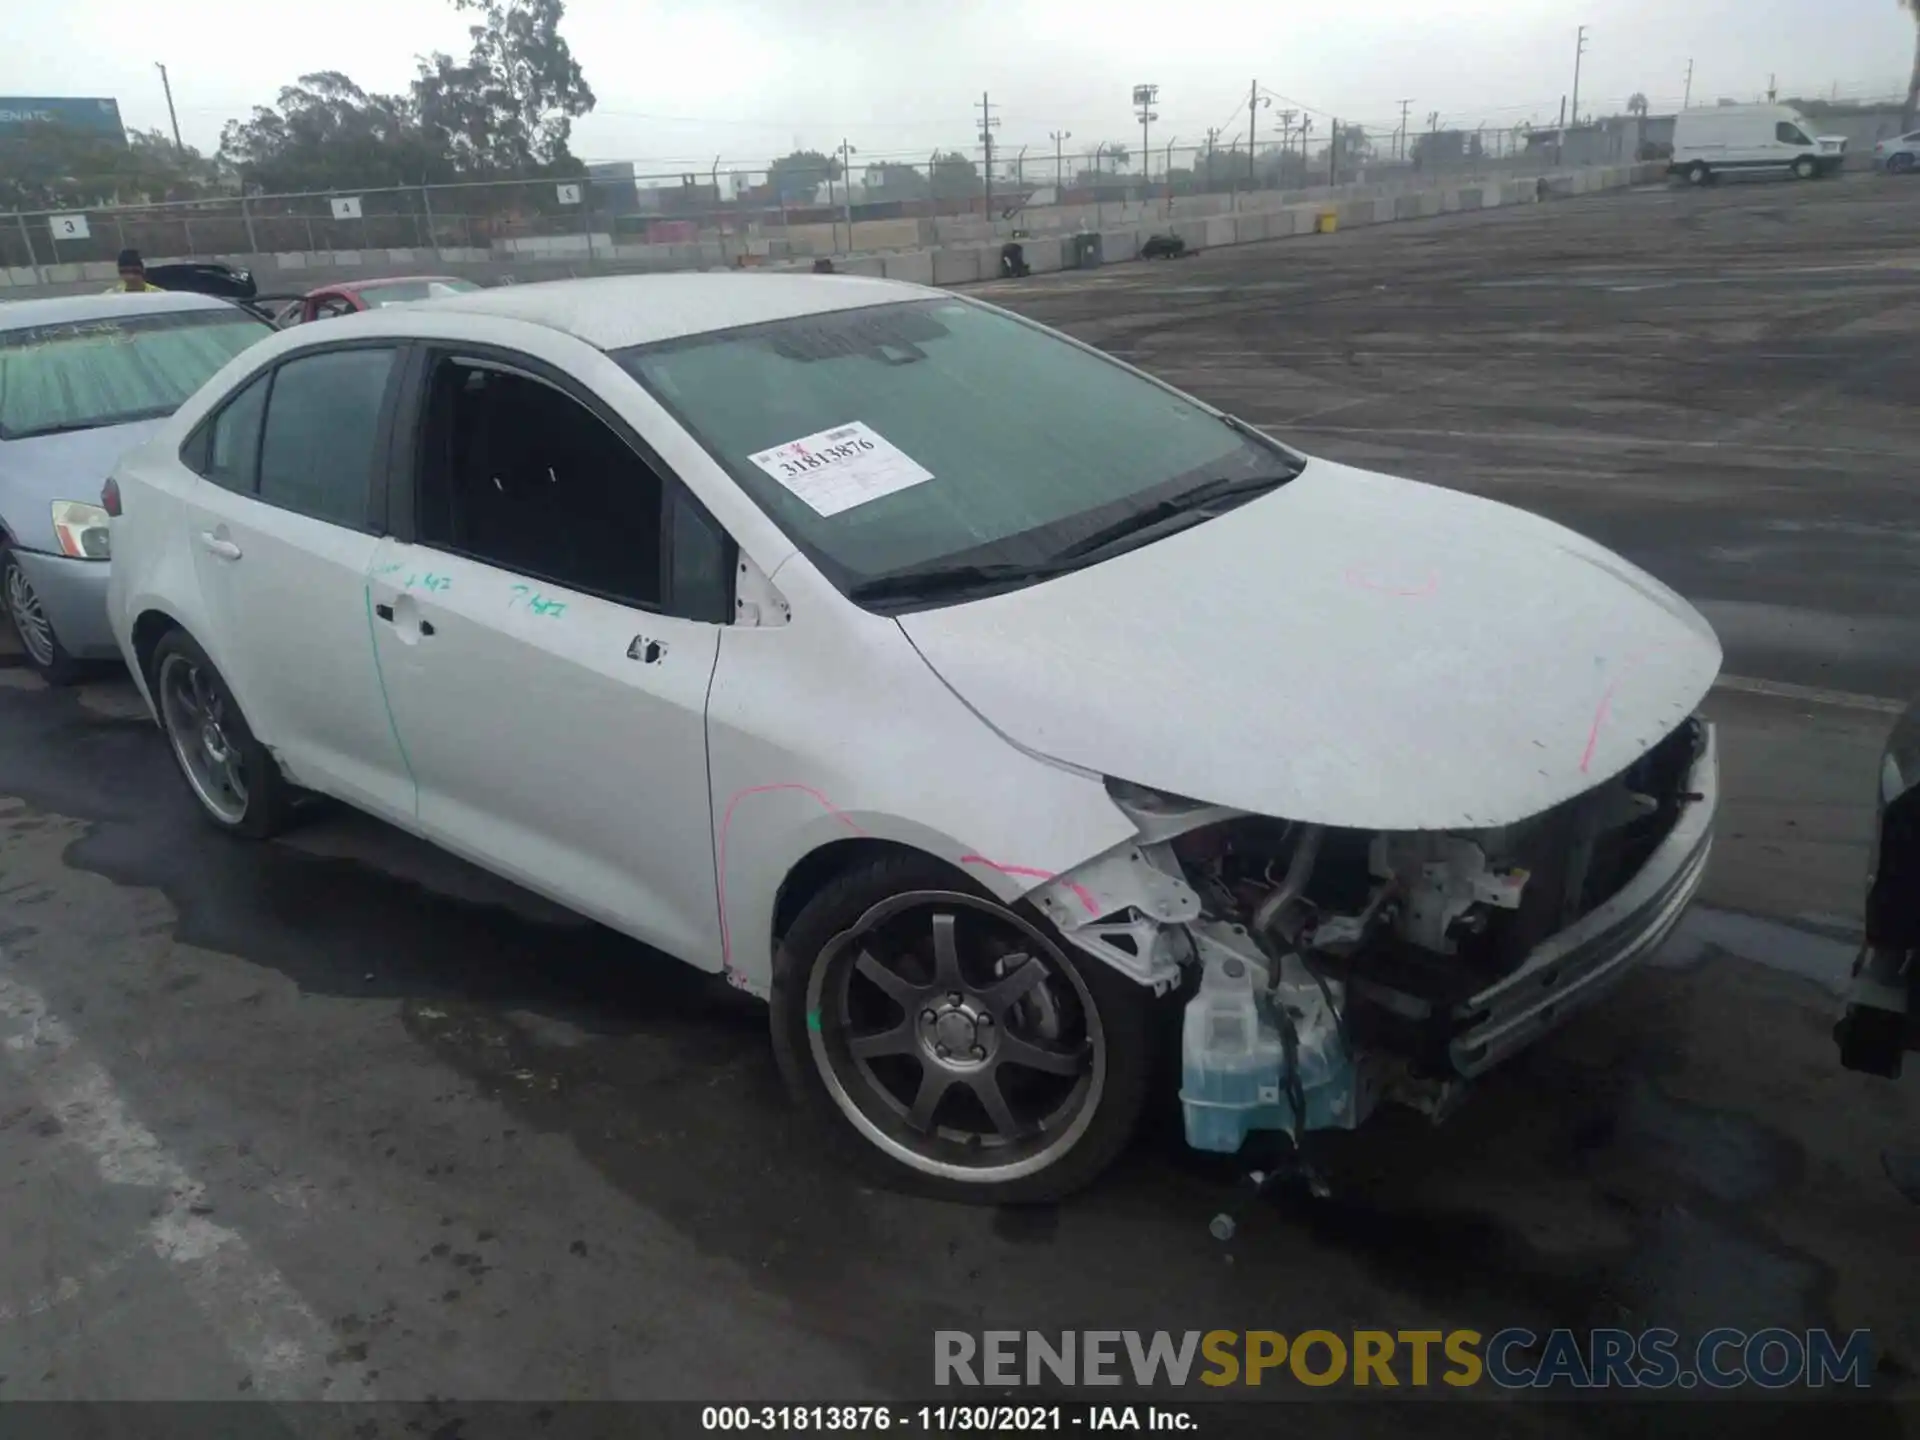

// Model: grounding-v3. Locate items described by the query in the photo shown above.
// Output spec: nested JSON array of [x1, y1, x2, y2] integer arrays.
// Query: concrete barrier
[[932, 247, 982, 285], [1023, 236, 1063, 273], [1373, 198, 1398, 225], [838, 256, 886, 278], [882, 251, 935, 285], [1204, 216, 1236, 250], [1456, 187, 1484, 211], [1101, 228, 1139, 261]]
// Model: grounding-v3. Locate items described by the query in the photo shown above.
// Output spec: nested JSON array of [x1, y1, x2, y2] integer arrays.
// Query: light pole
[[837, 139, 856, 251], [1094, 142, 1110, 226], [1134, 84, 1159, 191], [155, 62, 183, 150], [1163, 135, 1177, 213], [1571, 25, 1589, 130], [1050, 130, 1071, 193]]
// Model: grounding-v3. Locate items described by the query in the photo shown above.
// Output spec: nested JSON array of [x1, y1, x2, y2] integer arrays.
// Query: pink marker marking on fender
[[715, 783, 865, 974], [1344, 564, 1439, 598], [959, 855, 1101, 916], [1577, 685, 1617, 774], [1578, 641, 1676, 774]]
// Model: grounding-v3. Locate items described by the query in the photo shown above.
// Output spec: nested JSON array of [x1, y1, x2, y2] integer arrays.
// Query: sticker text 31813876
[[747, 421, 934, 518]]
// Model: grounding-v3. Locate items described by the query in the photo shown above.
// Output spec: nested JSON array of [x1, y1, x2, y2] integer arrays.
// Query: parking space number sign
[[330, 196, 363, 221], [50, 214, 90, 241]]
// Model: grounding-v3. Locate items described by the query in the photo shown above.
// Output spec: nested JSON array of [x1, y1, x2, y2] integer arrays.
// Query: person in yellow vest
[[106, 249, 164, 293]]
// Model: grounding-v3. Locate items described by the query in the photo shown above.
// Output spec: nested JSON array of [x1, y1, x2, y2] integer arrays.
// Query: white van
[[1670, 104, 1849, 185]]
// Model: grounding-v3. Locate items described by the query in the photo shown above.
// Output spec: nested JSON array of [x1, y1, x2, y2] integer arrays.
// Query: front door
[[181, 343, 418, 821], [364, 349, 726, 966]]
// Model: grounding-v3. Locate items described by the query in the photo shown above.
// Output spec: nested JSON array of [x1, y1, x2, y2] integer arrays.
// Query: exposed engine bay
[[1033, 715, 1715, 1153]]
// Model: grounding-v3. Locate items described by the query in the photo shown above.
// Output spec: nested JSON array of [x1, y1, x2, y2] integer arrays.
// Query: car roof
[[0, 290, 238, 331], [413, 271, 925, 349]]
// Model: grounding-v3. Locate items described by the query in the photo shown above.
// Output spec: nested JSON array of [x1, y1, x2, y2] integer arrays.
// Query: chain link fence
[[1, 124, 1640, 275]]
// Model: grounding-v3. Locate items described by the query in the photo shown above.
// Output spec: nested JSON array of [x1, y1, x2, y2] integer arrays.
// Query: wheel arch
[[771, 836, 980, 951], [130, 606, 189, 689]]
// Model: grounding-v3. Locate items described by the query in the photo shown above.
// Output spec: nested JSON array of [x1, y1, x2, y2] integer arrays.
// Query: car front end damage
[[1024, 715, 1718, 1152]]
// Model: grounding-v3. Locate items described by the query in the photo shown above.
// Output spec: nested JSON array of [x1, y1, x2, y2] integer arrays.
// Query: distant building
[[0, 96, 125, 143], [586, 161, 639, 216]]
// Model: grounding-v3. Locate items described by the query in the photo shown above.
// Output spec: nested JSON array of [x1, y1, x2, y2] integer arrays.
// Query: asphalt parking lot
[[1, 174, 1916, 1429]]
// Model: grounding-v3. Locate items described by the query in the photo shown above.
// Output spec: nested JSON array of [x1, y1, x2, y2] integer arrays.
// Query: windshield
[[0, 307, 273, 441], [618, 297, 1301, 607], [360, 279, 482, 307]]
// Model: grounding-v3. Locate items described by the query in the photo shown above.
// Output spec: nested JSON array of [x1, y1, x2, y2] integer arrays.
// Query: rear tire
[[1889, 154, 1915, 176], [2, 548, 85, 686], [770, 852, 1154, 1203], [1684, 161, 1712, 186], [149, 628, 294, 839]]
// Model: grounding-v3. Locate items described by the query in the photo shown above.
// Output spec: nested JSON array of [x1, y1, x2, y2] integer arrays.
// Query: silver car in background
[[0, 292, 274, 681]]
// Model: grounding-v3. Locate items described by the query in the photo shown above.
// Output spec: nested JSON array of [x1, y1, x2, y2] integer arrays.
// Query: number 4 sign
[[50, 214, 90, 241]]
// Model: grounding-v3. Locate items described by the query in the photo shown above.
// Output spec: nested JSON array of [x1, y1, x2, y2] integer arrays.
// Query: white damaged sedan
[[102, 274, 1720, 1201]]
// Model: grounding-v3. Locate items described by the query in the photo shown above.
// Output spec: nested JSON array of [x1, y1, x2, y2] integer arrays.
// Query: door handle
[[198, 532, 242, 561]]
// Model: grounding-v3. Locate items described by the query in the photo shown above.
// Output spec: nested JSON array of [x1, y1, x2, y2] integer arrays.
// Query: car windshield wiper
[[846, 559, 1075, 607], [1047, 469, 1296, 563]]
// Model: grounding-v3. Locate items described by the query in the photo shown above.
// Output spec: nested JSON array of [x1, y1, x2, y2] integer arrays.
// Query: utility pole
[[1330, 116, 1340, 184], [155, 62, 183, 150], [1248, 80, 1271, 186], [1276, 109, 1297, 173], [1766, 73, 1777, 103], [1050, 129, 1072, 191], [1571, 25, 1589, 129], [1204, 126, 1220, 189], [977, 91, 1000, 222], [1134, 84, 1160, 189], [837, 138, 857, 251], [1397, 99, 1413, 158], [1683, 58, 1694, 110]]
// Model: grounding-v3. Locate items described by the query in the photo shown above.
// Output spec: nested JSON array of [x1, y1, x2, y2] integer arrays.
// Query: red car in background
[[271, 275, 483, 327]]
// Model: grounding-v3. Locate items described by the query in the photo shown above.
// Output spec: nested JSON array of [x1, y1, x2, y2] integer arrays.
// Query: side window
[[202, 374, 269, 493], [257, 348, 397, 528], [415, 355, 666, 610], [1776, 122, 1811, 146], [671, 494, 733, 624]]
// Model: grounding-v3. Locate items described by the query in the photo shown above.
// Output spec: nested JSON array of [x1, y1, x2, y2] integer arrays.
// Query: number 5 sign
[[555, 182, 582, 205], [50, 214, 91, 241]]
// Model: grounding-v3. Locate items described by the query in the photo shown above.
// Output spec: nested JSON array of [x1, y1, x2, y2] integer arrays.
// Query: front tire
[[2, 548, 84, 686], [1889, 154, 1915, 176], [771, 854, 1153, 1203], [150, 628, 293, 839], [1792, 156, 1818, 180]]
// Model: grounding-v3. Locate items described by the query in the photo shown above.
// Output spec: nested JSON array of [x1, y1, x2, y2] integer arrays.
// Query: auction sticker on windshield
[[748, 421, 934, 517]]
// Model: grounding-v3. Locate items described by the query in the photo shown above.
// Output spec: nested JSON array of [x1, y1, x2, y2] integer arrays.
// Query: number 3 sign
[[50, 214, 91, 241]]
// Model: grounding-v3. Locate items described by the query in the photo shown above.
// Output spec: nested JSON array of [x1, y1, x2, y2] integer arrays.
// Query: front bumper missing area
[[1449, 722, 1718, 1078]]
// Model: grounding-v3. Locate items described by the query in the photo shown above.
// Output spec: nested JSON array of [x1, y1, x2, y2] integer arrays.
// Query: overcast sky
[[8, 0, 1913, 176]]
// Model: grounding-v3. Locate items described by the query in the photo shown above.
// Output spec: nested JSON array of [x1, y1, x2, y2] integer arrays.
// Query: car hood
[[896, 458, 1722, 832], [0, 419, 163, 550]]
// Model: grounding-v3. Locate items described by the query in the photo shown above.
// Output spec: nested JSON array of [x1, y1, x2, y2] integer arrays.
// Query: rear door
[[363, 345, 734, 965], [179, 341, 418, 821]]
